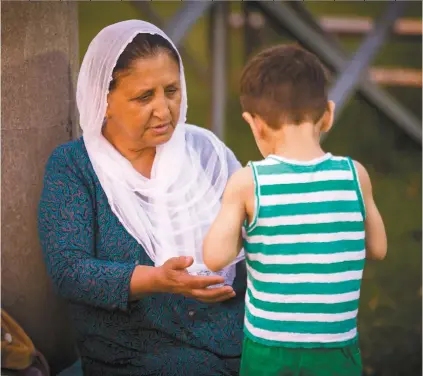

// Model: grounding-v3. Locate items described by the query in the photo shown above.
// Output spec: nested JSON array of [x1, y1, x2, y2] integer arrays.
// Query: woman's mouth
[[151, 123, 171, 135]]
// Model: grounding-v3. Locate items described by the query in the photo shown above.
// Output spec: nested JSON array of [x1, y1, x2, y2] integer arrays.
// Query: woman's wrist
[[129, 264, 165, 300]]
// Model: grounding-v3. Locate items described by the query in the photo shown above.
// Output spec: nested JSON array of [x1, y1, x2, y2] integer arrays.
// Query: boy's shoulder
[[249, 154, 356, 168], [248, 156, 280, 167], [225, 166, 255, 198], [230, 165, 254, 181]]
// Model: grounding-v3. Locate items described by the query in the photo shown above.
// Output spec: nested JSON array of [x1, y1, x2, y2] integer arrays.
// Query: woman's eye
[[166, 87, 178, 94], [138, 94, 151, 102]]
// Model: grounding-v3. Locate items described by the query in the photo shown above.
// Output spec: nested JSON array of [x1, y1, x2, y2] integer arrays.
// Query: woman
[[38, 21, 246, 376]]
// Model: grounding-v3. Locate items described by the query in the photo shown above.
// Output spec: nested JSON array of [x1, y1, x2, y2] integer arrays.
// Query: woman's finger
[[197, 292, 236, 304], [190, 286, 235, 301], [182, 274, 225, 290]]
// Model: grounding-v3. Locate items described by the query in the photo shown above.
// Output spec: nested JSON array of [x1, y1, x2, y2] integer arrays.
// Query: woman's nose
[[152, 93, 171, 120]]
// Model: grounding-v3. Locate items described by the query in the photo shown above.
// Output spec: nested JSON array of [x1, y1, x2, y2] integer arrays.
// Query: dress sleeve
[[225, 145, 242, 177], [38, 148, 136, 312]]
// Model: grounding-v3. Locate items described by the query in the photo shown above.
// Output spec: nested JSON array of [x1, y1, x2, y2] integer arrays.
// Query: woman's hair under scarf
[[76, 20, 243, 282]]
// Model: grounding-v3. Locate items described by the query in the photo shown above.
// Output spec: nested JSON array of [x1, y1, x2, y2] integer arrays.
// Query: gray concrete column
[[1, 2, 79, 373]]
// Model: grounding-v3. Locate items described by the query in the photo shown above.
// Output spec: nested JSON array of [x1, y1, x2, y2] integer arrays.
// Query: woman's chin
[[150, 128, 174, 146]]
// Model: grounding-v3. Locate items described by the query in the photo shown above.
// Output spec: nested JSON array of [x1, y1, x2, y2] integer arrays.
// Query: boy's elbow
[[203, 243, 213, 271], [206, 263, 222, 273], [373, 250, 387, 261], [203, 233, 222, 272], [367, 254, 385, 261], [366, 246, 387, 261], [203, 232, 234, 272], [203, 251, 223, 272]]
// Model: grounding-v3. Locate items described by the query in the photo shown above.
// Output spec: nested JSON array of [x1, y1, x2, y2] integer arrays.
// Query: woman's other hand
[[156, 256, 236, 303]]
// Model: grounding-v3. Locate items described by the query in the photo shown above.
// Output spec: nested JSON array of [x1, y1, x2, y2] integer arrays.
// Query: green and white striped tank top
[[243, 153, 366, 348]]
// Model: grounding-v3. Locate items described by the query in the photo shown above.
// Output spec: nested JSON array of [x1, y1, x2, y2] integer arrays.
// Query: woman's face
[[105, 51, 181, 150]]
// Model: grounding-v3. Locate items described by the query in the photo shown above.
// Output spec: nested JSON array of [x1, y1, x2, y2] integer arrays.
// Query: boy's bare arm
[[354, 161, 387, 261], [203, 167, 253, 272]]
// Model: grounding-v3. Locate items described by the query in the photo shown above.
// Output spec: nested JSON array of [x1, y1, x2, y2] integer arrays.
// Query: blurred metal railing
[[209, 2, 229, 140], [131, 1, 421, 145], [329, 1, 407, 122]]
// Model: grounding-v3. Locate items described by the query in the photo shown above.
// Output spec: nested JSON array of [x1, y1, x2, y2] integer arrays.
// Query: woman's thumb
[[168, 256, 193, 270]]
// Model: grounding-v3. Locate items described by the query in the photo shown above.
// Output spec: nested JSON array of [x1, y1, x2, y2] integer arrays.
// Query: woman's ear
[[320, 100, 335, 133], [105, 91, 114, 120]]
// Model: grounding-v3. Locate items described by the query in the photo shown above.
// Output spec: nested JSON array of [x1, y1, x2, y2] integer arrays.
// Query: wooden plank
[[319, 17, 422, 36], [228, 13, 422, 36], [369, 67, 422, 88]]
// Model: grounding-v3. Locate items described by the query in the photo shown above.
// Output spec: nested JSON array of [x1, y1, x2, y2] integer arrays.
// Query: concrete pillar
[[1, 2, 79, 373]]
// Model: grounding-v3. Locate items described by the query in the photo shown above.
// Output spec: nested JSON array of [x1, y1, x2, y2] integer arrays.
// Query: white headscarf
[[77, 20, 243, 284]]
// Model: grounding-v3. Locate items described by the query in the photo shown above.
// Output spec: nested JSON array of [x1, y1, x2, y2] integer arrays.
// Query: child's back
[[244, 153, 365, 347]]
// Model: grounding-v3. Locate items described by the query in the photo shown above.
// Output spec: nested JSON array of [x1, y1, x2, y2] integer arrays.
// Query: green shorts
[[240, 336, 362, 376]]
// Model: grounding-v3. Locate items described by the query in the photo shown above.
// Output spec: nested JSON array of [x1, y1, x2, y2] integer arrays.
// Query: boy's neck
[[264, 122, 326, 162]]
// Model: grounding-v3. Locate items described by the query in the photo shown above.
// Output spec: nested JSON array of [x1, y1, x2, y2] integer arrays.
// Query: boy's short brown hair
[[240, 44, 329, 128]]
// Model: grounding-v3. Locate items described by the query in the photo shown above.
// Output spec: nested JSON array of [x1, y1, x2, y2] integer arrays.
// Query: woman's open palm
[[157, 256, 236, 303]]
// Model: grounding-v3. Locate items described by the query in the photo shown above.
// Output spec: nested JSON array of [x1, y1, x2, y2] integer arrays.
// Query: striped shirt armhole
[[346, 157, 366, 220], [245, 161, 260, 233]]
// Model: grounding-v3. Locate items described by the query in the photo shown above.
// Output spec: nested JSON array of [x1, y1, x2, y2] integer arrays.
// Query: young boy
[[203, 45, 387, 376]]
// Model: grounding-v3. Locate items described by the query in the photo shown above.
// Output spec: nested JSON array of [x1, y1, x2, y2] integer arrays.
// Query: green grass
[[78, 2, 422, 375]]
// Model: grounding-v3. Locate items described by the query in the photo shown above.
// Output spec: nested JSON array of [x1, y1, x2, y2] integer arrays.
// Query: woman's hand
[[155, 256, 236, 303]]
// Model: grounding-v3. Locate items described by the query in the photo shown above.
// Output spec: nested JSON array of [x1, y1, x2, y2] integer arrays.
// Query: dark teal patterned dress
[[38, 134, 246, 376]]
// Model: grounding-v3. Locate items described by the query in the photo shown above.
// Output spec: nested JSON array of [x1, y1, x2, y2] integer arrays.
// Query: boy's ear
[[242, 112, 254, 127], [320, 100, 335, 133], [242, 112, 261, 140]]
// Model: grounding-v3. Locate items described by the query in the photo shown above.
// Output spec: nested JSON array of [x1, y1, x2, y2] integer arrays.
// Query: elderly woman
[[38, 21, 246, 376]]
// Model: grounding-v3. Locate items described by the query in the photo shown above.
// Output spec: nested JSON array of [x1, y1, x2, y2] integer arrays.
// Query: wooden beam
[[319, 17, 421, 36], [229, 13, 422, 37], [369, 68, 422, 88]]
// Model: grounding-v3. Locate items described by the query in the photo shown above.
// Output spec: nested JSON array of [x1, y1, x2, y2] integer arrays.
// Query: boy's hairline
[[240, 96, 330, 129]]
